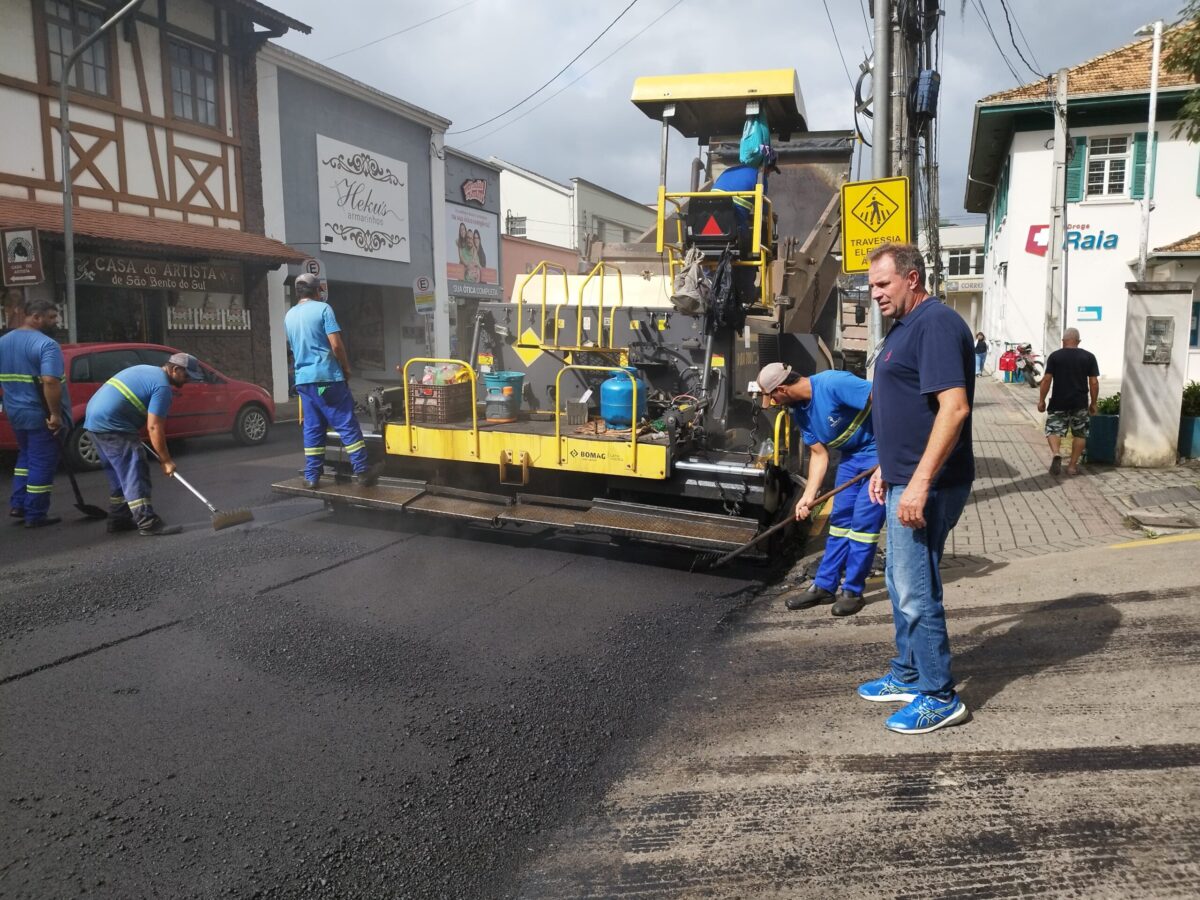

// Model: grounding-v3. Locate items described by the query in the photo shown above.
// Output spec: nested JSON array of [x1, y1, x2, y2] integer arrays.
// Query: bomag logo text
[[571, 448, 614, 461]]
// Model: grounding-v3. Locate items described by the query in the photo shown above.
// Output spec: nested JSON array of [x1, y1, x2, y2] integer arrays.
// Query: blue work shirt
[[789, 370, 876, 456], [84, 364, 173, 434], [284, 300, 344, 385], [872, 299, 975, 487], [0, 327, 70, 430]]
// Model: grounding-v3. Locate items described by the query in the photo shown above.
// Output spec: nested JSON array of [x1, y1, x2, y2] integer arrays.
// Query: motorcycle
[[1004, 342, 1044, 388]]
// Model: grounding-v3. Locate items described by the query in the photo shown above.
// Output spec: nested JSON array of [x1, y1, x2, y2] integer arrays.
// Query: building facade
[[444, 148, 501, 358], [256, 42, 451, 399], [964, 32, 1200, 382], [0, 0, 307, 388], [922, 223, 986, 333]]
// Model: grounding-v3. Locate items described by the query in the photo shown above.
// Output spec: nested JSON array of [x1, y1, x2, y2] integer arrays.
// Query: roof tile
[[1155, 231, 1200, 253]]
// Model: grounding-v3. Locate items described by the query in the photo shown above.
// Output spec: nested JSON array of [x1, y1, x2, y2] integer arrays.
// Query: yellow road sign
[[840, 176, 910, 273]]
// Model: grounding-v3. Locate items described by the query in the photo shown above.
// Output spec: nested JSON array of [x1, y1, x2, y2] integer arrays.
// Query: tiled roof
[[981, 25, 1197, 103], [0, 197, 306, 265], [1155, 231, 1200, 253]]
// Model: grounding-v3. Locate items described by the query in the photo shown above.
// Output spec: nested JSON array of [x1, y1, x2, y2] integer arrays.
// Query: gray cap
[[755, 362, 792, 395], [295, 272, 321, 295], [166, 352, 203, 382]]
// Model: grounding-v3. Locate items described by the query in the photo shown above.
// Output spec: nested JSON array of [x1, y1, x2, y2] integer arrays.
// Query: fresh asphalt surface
[[0, 424, 764, 898]]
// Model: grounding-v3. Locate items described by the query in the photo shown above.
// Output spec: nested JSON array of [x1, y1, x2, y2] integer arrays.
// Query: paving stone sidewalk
[[945, 378, 1200, 565]]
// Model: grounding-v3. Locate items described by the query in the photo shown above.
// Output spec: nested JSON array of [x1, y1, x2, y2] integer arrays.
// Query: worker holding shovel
[[0, 296, 69, 528], [757, 363, 883, 617], [82, 353, 202, 536]]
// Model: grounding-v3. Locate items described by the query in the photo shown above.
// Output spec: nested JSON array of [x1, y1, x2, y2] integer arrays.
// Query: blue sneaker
[[885, 694, 968, 734], [857, 674, 918, 703]]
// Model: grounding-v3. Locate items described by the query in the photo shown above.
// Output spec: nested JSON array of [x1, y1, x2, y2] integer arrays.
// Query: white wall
[[497, 168, 574, 249], [983, 122, 1200, 384]]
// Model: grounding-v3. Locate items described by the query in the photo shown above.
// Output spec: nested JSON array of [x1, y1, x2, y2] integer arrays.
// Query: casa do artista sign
[[64, 252, 243, 292]]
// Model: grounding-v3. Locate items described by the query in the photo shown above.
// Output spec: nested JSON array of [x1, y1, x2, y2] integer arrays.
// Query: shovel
[[37, 383, 106, 519], [702, 464, 880, 570], [142, 443, 254, 531]]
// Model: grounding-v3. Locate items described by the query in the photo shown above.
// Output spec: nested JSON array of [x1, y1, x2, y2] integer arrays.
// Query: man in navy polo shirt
[[860, 242, 975, 735]]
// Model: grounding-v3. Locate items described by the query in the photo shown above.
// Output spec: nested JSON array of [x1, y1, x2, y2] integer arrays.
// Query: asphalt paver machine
[[273, 69, 854, 557]]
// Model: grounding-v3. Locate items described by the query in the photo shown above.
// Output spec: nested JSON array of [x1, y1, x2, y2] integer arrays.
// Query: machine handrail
[[771, 404, 792, 467], [557, 260, 625, 349], [401, 357, 479, 458], [515, 261, 572, 346], [553, 365, 639, 471], [656, 188, 773, 255]]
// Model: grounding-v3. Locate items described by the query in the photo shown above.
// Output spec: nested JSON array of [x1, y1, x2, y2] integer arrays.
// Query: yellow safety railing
[[552, 260, 625, 349], [771, 404, 792, 467], [401, 357, 479, 458], [554, 365, 639, 471], [515, 261, 571, 347]]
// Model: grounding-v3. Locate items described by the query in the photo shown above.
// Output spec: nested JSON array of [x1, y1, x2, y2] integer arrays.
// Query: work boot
[[107, 517, 138, 534], [25, 515, 61, 529], [831, 591, 866, 617], [138, 515, 183, 536], [353, 463, 383, 487], [785, 583, 836, 611], [303, 476, 321, 489], [10, 508, 24, 524]]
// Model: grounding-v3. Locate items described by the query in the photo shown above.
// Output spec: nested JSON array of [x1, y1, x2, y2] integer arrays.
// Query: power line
[[321, 0, 481, 63], [857, 0, 873, 43], [1004, 0, 1044, 74], [822, 0, 857, 91], [995, 0, 1045, 78], [459, 0, 686, 148], [969, 0, 1023, 84], [449, 0, 642, 135]]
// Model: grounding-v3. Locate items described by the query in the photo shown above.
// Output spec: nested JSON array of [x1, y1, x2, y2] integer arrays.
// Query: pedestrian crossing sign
[[840, 176, 910, 273]]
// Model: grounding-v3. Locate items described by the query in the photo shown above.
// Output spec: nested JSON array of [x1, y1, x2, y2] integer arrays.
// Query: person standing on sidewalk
[[757, 363, 882, 617], [862, 242, 975, 735], [0, 296, 69, 528], [284, 273, 379, 490], [1037, 328, 1099, 478], [83, 353, 202, 536], [974, 333, 988, 376]]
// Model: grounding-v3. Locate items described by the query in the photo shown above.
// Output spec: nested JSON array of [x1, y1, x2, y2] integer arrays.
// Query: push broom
[[142, 443, 254, 531]]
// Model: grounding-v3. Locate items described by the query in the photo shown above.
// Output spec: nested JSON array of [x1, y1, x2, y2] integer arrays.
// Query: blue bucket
[[484, 371, 524, 423]]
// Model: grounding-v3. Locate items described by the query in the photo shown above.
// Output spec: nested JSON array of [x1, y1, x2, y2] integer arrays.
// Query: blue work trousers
[[812, 451, 885, 595], [296, 381, 368, 481], [11, 427, 60, 523], [884, 481, 971, 698], [91, 431, 156, 525]]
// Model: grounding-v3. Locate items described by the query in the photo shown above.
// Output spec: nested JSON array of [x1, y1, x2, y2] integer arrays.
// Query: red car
[[0, 342, 275, 470]]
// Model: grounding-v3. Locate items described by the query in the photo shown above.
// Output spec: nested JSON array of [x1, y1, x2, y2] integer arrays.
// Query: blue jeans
[[813, 451, 885, 595], [975, 351, 986, 375], [885, 481, 971, 697]]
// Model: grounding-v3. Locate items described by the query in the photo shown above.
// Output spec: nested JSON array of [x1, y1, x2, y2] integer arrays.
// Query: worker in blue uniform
[[757, 362, 883, 617], [284, 272, 380, 490], [0, 296, 69, 528], [83, 353, 202, 536]]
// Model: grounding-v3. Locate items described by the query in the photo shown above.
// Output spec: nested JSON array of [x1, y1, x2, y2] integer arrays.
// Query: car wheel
[[233, 404, 270, 446], [66, 426, 102, 471]]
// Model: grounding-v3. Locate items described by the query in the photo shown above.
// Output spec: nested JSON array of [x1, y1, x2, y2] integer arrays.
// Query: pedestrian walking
[[83, 353, 203, 535], [0, 296, 69, 528], [974, 332, 987, 376], [862, 242, 975, 735], [1037, 327, 1099, 477], [757, 363, 882, 617], [284, 272, 380, 489]]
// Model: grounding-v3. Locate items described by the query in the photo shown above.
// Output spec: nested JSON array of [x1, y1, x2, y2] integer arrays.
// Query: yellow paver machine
[[273, 69, 855, 557]]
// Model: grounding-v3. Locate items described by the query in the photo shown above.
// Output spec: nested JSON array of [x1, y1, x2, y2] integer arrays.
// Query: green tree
[[1165, 4, 1200, 141]]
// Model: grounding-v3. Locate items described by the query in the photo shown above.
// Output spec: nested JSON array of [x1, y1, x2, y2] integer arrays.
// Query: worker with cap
[[83, 352, 204, 536], [284, 272, 380, 489], [758, 362, 883, 616], [0, 296, 70, 528]]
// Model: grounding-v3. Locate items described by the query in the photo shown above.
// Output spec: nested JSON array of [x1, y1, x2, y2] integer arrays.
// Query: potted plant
[[1180, 381, 1200, 459], [1086, 393, 1120, 464]]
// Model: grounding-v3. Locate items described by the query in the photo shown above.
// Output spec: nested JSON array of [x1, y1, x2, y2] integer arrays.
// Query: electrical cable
[[448, 0, 642, 135], [995, 0, 1045, 78], [968, 0, 1023, 84], [321, 0, 482, 63], [821, 0, 857, 91]]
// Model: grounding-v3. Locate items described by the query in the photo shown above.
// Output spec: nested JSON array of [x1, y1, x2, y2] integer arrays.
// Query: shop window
[[44, 0, 109, 96], [168, 39, 218, 127], [1086, 136, 1129, 198]]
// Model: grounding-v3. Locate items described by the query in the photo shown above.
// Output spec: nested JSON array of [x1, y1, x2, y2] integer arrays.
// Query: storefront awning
[[0, 197, 306, 266]]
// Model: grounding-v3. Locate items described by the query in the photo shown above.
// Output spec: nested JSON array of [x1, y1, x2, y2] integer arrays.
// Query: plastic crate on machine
[[408, 381, 474, 424]]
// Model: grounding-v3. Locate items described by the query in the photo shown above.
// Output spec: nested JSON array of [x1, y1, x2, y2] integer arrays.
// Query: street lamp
[[1134, 19, 1163, 281]]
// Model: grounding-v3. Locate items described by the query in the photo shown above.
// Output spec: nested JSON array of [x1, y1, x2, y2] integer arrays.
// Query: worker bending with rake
[[83, 353, 202, 536], [757, 363, 882, 617]]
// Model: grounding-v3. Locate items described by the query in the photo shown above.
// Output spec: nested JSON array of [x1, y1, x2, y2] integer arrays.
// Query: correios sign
[[1025, 224, 1119, 256]]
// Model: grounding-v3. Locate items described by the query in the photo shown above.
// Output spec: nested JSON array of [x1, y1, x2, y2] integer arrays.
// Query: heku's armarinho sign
[[840, 177, 910, 273], [317, 135, 410, 263]]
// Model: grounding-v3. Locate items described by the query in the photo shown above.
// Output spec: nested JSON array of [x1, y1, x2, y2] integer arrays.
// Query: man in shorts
[[1037, 328, 1099, 477]]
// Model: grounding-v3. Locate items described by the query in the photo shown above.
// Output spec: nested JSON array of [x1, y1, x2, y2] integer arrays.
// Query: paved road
[[0, 427, 761, 899]]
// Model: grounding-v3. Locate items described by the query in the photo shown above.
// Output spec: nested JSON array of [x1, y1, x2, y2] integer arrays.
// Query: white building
[[964, 31, 1200, 383], [922, 223, 986, 333]]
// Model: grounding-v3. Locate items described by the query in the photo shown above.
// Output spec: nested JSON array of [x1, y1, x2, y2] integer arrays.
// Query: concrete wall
[[496, 167, 574, 249], [573, 179, 656, 253]]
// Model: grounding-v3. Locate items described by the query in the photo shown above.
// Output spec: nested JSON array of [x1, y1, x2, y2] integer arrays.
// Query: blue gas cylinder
[[600, 367, 646, 428]]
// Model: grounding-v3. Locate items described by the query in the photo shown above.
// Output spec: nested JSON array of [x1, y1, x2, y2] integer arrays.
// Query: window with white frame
[[168, 39, 218, 127], [44, 0, 109, 96], [1086, 135, 1129, 198]]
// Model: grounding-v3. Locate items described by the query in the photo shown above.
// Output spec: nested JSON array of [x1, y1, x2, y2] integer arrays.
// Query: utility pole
[[1043, 68, 1069, 360], [867, 0, 891, 370], [1136, 19, 1163, 280]]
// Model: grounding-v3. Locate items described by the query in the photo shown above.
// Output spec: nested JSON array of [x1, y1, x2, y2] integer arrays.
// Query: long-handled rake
[[699, 464, 880, 571], [142, 443, 254, 531]]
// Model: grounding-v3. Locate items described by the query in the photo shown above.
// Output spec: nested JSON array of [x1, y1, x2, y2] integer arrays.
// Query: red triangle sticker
[[700, 214, 723, 236]]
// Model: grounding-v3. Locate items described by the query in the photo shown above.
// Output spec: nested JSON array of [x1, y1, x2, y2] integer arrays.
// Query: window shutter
[[1131, 132, 1157, 200], [1065, 137, 1087, 202]]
